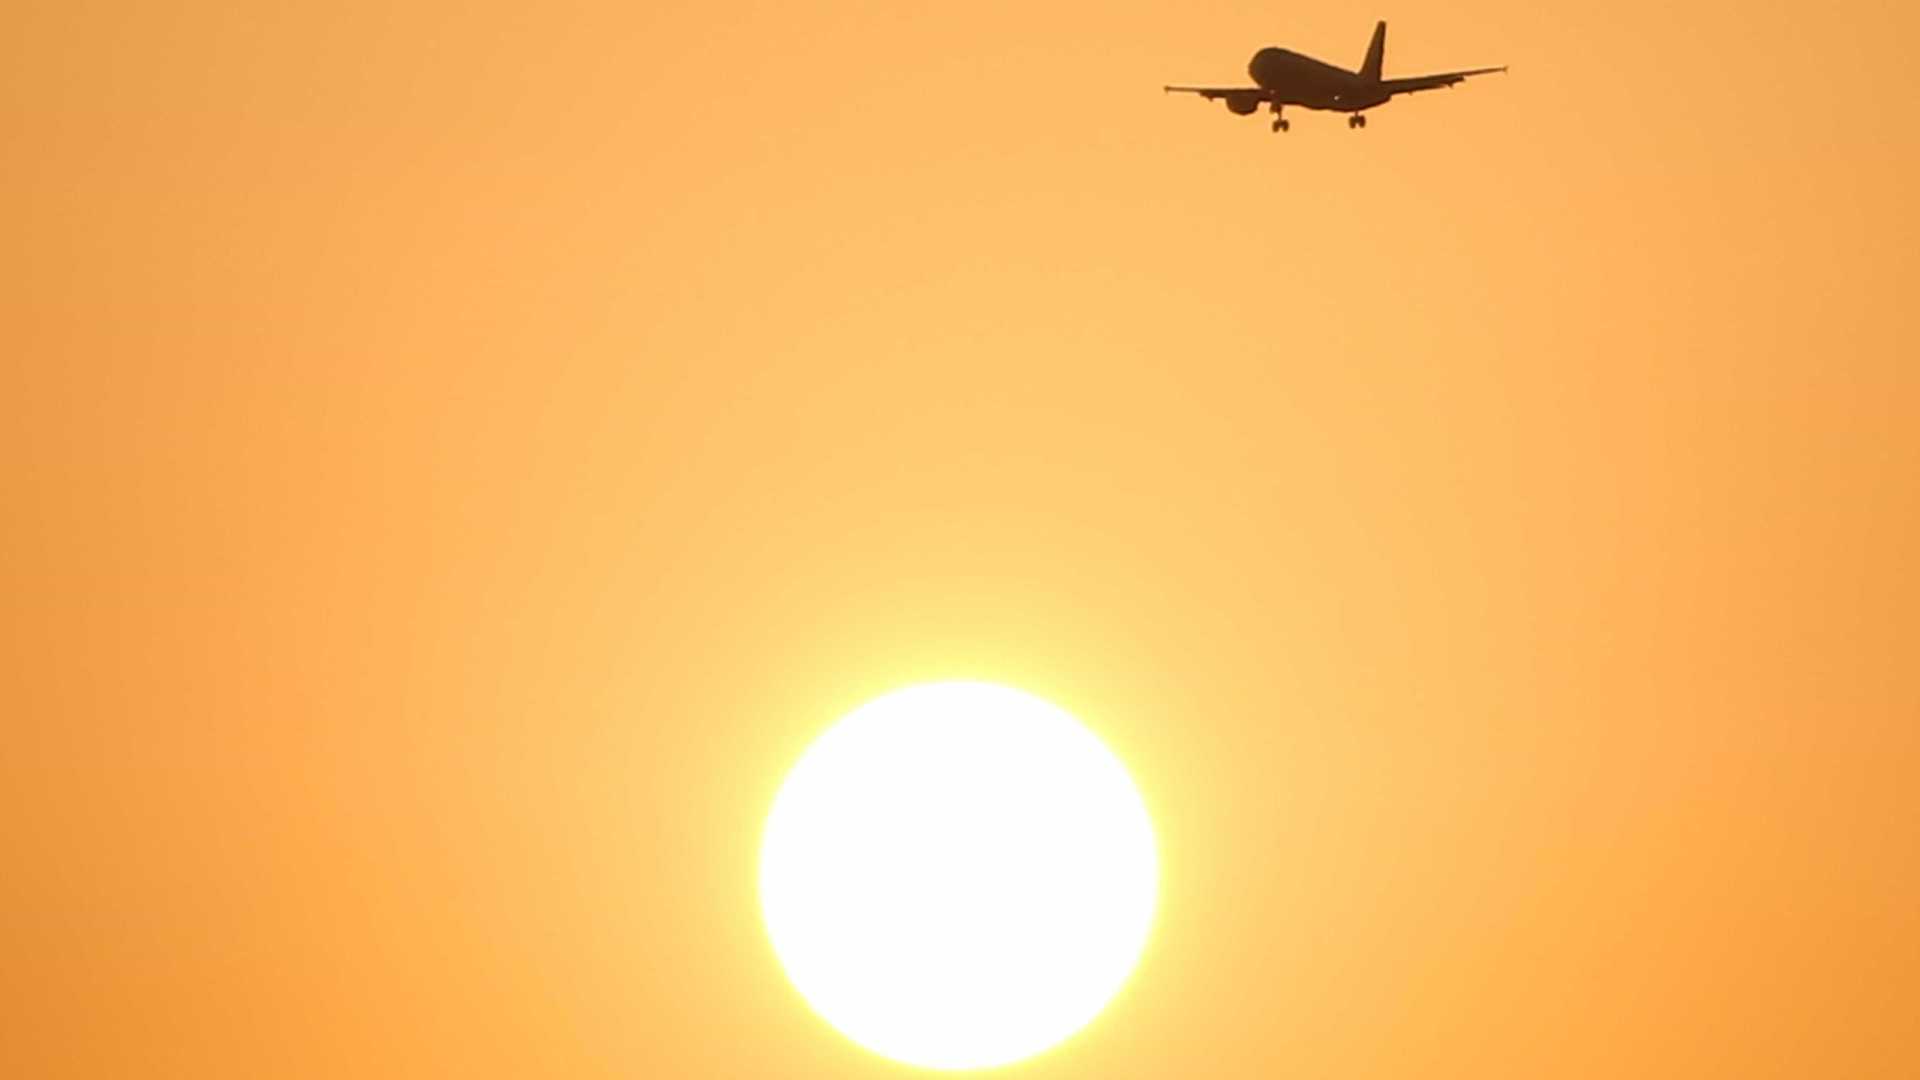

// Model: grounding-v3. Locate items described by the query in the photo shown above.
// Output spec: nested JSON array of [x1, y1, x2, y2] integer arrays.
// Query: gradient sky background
[[8, 1, 1918, 1077]]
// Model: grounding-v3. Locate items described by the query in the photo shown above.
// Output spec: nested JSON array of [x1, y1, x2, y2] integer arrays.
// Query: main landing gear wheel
[[1271, 118, 1290, 132], [1348, 114, 1367, 129]]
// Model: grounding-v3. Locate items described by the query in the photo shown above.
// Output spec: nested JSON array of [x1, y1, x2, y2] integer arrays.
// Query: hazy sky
[[8, 2, 1918, 1077]]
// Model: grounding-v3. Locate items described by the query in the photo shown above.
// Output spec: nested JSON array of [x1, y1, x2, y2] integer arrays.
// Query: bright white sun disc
[[760, 682, 1158, 1070]]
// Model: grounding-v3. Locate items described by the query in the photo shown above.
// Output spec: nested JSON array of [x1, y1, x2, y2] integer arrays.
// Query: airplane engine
[[1223, 92, 1261, 115]]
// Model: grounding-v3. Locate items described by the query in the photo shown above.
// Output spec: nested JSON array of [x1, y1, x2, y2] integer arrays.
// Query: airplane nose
[[1248, 47, 1283, 82]]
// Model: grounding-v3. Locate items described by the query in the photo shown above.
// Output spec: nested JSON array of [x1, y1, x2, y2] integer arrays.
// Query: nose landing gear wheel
[[1348, 114, 1367, 129]]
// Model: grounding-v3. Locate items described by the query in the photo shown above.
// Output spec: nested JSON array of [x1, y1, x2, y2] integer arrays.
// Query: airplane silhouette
[[1165, 21, 1504, 131]]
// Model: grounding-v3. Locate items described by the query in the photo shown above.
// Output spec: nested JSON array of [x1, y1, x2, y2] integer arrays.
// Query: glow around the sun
[[759, 681, 1158, 1071]]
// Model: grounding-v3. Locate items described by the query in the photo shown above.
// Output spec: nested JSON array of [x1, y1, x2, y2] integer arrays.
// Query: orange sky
[[7, 2, 1918, 1077]]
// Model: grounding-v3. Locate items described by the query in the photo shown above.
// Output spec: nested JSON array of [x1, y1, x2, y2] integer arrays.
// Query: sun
[[759, 681, 1158, 1071]]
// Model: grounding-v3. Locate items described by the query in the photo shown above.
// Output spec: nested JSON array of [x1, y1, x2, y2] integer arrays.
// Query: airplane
[[1165, 21, 1504, 131]]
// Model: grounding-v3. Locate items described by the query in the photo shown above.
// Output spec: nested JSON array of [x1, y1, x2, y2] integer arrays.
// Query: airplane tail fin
[[1359, 20, 1386, 81]]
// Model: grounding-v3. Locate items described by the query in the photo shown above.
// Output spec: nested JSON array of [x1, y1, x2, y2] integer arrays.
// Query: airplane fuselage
[[1248, 47, 1390, 112]]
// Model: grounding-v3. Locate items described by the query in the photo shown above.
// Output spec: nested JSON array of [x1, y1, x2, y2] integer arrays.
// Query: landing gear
[[1270, 103, 1289, 133], [1348, 113, 1368, 129], [1271, 117, 1290, 133]]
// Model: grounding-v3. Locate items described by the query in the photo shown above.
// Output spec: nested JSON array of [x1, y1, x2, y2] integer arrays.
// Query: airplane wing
[[1163, 85, 1272, 101], [1381, 66, 1506, 96]]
